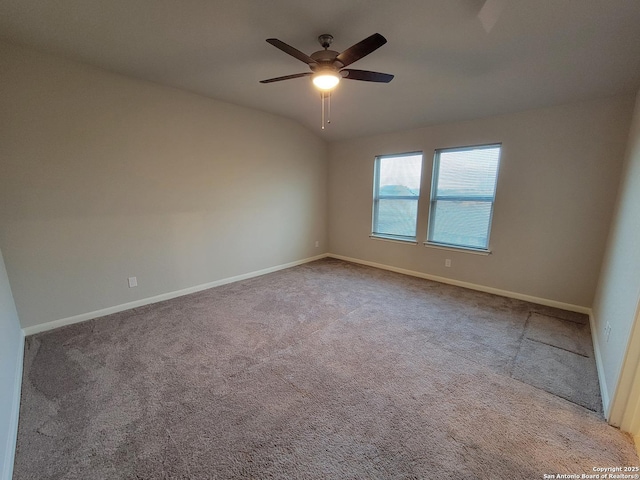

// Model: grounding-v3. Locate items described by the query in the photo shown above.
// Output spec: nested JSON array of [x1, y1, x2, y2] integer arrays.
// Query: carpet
[[13, 258, 638, 478]]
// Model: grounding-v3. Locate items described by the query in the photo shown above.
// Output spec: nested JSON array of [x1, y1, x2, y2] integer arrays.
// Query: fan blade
[[259, 72, 313, 84], [341, 69, 394, 83], [266, 39, 316, 65], [335, 33, 387, 68]]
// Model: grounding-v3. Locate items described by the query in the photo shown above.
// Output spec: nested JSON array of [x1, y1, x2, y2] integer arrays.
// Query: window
[[427, 144, 501, 251], [372, 152, 423, 242]]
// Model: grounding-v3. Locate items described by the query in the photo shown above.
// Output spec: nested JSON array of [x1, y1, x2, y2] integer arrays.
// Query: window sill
[[423, 242, 491, 256], [370, 234, 418, 245]]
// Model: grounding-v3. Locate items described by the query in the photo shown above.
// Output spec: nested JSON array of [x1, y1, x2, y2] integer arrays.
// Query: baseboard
[[23, 254, 329, 336], [588, 312, 610, 419], [2, 329, 25, 480], [327, 253, 591, 314]]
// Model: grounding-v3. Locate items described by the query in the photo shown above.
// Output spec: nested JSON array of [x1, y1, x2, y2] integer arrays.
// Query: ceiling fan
[[260, 33, 394, 87], [260, 33, 394, 128]]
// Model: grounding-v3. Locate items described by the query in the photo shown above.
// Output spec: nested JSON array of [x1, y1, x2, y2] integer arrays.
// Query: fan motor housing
[[310, 50, 343, 70]]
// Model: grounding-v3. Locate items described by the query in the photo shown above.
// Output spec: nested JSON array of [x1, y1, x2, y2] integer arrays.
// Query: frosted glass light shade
[[312, 72, 340, 90]]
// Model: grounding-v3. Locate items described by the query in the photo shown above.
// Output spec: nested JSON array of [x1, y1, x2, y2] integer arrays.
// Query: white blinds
[[428, 145, 501, 250]]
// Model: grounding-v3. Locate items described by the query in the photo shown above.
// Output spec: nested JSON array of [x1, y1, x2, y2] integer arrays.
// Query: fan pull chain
[[320, 91, 332, 130]]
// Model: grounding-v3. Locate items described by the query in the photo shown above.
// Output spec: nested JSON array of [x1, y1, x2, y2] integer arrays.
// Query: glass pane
[[375, 199, 419, 237], [373, 153, 423, 238], [436, 146, 500, 198], [379, 154, 422, 197], [429, 200, 492, 249]]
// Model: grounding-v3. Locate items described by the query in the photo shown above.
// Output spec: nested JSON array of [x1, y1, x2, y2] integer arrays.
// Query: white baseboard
[[327, 253, 591, 315], [23, 250, 591, 332], [2, 329, 24, 480], [589, 312, 610, 418], [23, 254, 329, 336]]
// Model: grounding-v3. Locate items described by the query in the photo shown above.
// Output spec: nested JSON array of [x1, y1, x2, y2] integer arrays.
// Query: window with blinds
[[427, 144, 501, 251], [371, 152, 423, 241]]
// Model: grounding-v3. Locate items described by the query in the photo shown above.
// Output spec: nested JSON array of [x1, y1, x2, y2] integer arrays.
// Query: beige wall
[[592, 90, 640, 422], [328, 96, 634, 308], [0, 42, 328, 329]]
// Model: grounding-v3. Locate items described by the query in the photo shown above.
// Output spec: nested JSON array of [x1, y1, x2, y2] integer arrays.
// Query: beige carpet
[[13, 258, 638, 478]]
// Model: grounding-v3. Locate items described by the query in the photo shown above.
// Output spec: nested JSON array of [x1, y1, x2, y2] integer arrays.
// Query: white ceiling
[[2, 0, 640, 141]]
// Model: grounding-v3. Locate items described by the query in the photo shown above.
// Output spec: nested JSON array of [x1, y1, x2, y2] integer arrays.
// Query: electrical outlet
[[128, 276, 137, 288], [445, 259, 451, 268], [315, 240, 319, 248], [605, 321, 612, 342]]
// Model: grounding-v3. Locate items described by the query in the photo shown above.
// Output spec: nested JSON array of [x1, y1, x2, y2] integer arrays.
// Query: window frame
[[370, 151, 424, 244], [425, 143, 501, 253]]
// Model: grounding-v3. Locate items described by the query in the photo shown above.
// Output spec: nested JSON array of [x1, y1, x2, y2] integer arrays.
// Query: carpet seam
[[524, 337, 590, 358], [530, 310, 589, 326], [507, 311, 532, 378]]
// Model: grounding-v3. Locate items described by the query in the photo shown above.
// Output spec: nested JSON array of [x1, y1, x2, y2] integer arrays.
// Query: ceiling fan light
[[312, 72, 340, 90]]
